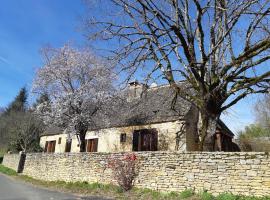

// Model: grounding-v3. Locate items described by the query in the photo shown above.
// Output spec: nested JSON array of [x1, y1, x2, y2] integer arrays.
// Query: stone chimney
[[127, 80, 148, 101]]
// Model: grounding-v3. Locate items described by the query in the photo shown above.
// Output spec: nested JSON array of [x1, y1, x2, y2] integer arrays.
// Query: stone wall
[[22, 152, 270, 196], [2, 153, 25, 172]]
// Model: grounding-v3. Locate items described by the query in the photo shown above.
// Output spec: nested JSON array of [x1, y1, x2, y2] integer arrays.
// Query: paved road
[[0, 174, 109, 200]]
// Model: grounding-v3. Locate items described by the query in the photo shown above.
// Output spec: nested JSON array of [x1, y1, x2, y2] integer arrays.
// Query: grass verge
[[0, 149, 5, 164], [0, 164, 17, 176], [0, 164, 269, 200]]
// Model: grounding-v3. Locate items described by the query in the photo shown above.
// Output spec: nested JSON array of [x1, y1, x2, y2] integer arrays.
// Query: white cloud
[[0, 56, 10, 65]]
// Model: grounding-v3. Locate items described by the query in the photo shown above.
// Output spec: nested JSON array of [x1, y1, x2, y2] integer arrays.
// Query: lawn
[[0, 164, 269, 200]]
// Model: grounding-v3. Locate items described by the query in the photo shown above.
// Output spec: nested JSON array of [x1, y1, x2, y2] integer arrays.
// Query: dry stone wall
[[22, 152, 270, 196], [2, 153, 25, 172]]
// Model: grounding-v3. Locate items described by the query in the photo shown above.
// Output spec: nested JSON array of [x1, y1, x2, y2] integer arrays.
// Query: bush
[[180, 189, 194, 199], [108, 153, 138, 191], [216, 193, 238, 200], [199, 191, 215, 200]]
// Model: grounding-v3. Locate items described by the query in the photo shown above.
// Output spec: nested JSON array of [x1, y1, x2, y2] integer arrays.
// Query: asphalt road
[[0, 174, 110, 200]]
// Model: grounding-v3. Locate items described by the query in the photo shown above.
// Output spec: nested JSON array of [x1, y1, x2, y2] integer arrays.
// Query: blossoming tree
[[33, 44, 115, 152]]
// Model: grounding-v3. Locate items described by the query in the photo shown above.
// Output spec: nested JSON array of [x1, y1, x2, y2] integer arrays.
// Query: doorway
[[132, 129, 158, 151], [86, 138, 98, 152], [44, 140, 56, 153]]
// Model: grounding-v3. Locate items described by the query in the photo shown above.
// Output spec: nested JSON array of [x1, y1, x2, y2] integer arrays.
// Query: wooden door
[[48, 141, 56, 153], [86, 139, 98, 152], [65, 139, 72, 152], [133, 129, 158, 151]]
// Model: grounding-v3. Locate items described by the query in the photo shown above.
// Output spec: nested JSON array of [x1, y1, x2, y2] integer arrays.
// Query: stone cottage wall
[[40, 121, 186, 153], [22, 152, 270, 196], [2, 153, 25, 172]]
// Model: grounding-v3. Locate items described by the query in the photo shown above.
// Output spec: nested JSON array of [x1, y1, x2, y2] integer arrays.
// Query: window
[[58, 137, 62, 144], [133, 129, 158, 151], [65, 139, 72, 152], [120, 133, 126, 143], [86, 138, 98, 152], [44, 140, 56, 153]]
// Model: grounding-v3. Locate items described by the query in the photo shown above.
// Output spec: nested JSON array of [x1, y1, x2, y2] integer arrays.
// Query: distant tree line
[[238, 94, 270, 152], [0, 87, 45, 153]]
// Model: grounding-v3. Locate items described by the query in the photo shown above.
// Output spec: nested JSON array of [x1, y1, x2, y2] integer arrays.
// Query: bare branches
[[84, 0, 270, 149]]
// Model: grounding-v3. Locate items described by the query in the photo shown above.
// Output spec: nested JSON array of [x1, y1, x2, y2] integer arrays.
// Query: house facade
[[40, 82, 239, 153]]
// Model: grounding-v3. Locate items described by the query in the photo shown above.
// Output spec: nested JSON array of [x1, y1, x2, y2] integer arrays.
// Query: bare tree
[[7, 111, 44, 153], [84, 0, 270, 150], [32, 44, 116, 152], [255, 94, 270, 129]]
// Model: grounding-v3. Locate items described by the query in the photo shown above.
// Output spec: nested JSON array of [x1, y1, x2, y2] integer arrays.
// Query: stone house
[[40, 82, 239, 153]]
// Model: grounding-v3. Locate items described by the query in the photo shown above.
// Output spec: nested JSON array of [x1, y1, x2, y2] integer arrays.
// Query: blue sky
[[0, 0, 261, 134], [0, 0, 85, 105]]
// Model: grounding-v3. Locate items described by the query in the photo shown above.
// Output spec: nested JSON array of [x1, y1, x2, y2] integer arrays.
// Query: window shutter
[[152, 130, 158, 151], [51, 141, 56, 153], [93, 139, 98, 152], [133, 131, 139, 151], [45, 141, 49, 152]]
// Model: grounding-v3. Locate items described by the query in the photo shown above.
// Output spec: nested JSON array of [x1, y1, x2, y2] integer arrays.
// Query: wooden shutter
[[86, 139, 91, 152], [86, 139, 98, 152], [151, 129, 158, 151], [47, 141, 56, 153], [65, 139, 72, 152], [44, 141, 49, 152], [141, 130, 149, 151], [93, 139, 98, 152], [132, 131, 140, 151], [51, 141, 56, 152], [133, 129, 158, 151], [48, 142, 52, 153]]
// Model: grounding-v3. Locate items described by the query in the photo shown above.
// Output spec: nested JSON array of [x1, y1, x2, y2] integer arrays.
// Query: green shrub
[[199, 191, 214, 200], [180, 189, 194, 199], [151, 191, 162, 199], [167, 191, 180, 198], [216, 193, 238, 200]]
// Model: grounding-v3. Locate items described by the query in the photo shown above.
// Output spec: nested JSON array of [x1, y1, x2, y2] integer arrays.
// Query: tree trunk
[[79, 129, 87, 152], [198, 113, 219, 151], [185, 105, 200, 151]]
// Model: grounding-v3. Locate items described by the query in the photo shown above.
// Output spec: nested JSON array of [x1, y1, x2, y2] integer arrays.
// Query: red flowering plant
[[108, 153, 138, 191]]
